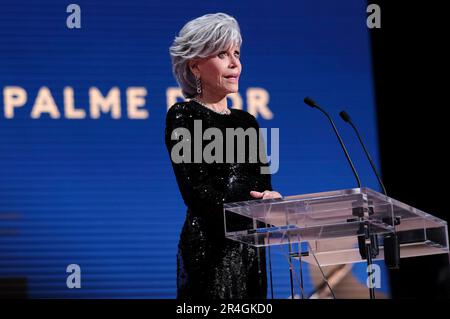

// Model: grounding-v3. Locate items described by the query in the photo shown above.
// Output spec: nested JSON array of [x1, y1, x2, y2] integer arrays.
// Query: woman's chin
[[225, 86, 239, 95], [210, 86, 239, 97]]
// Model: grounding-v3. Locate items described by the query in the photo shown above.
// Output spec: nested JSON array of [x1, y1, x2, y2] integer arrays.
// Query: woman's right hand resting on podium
[[250, 190, 282, 200]]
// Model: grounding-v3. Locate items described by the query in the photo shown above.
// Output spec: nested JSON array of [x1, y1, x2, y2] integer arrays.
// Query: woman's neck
[[194, 93, 228, 112]]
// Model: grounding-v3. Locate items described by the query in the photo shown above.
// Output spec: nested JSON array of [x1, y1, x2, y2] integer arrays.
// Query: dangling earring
[[195, 76, 202, 94]]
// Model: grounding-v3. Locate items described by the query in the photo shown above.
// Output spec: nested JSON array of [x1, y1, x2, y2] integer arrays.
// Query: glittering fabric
[[165, 100, 273, 299]]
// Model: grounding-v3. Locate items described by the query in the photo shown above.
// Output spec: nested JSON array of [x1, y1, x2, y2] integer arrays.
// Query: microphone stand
[[304, 97, 377, 299], [340, 110, 400, 271]]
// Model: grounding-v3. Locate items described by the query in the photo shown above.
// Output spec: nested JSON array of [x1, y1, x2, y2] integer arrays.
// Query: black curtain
[[369, 0, 450, 298]]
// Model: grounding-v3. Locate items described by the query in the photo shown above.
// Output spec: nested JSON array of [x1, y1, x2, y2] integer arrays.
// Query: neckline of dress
[[190, 99, 232, 116]]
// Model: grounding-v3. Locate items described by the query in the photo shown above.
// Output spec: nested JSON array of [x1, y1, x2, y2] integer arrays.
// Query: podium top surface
[[223, 188, 449, 264], [224, 187, 447, 231]]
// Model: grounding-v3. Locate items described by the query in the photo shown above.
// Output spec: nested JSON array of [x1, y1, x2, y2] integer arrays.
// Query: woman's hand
[[250, 190, 282, 200]]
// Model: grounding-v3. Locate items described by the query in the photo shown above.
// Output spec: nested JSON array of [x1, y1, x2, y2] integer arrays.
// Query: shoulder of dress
[[167, 101, 190, 112], [232, 109, 259, 125], [166, 101, 193, 118], [232, 108, 254, 117], [165, 101, 198, 130]]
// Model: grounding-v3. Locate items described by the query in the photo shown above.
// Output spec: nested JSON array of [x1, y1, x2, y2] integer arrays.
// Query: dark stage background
[[370, 0, 450, 298]]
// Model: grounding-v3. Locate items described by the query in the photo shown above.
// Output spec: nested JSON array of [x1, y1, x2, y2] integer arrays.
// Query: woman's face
[[191, 44, 242, 98]]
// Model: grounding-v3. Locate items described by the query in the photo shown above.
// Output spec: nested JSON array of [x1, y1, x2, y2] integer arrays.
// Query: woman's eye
[[217, 51, 240, 59]]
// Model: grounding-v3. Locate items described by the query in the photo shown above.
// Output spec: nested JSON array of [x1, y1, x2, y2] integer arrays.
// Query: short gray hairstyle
[[169, 13, 242, 98]]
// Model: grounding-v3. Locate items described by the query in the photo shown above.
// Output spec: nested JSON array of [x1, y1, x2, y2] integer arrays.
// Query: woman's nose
[[229, 56, 239, 68]]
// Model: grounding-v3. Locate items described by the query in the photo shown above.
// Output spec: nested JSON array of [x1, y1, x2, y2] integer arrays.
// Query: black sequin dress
[[165, 100, 273, 299]]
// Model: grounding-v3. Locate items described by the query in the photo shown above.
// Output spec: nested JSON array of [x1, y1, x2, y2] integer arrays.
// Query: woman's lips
[[224, 76, 239, 82]]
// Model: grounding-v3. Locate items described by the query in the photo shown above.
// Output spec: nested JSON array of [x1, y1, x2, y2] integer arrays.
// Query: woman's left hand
[[250, 190, 282, 200]]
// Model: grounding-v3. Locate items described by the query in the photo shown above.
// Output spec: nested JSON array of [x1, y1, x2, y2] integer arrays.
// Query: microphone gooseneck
[[303, 97, 362, 188], [339, 110, 388, 196]]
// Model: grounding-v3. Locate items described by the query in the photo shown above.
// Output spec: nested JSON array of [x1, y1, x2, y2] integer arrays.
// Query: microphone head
[[304, 97, 317, 108], [339, 110, 351, 123]]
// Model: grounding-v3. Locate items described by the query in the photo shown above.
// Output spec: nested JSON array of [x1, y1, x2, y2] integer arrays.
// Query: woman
[[166, 13, 282, 299]]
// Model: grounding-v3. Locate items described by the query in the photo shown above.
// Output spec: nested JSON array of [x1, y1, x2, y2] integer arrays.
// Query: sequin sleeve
[[247, 112, 274, 193], [165, 104, 228, 213]]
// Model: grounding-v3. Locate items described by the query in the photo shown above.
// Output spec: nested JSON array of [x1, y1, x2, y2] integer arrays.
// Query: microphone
[[340, 109, 400, 270], [303, 97, 362, 188], [304, 97, 390, 291], [339, 110, 387, 196]]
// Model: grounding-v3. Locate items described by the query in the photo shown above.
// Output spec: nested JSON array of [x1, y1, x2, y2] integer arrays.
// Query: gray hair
[[169, 13, 242, 98]]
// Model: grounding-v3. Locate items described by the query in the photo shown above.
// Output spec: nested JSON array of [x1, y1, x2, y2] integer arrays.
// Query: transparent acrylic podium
[[223, 188, 449, 298]]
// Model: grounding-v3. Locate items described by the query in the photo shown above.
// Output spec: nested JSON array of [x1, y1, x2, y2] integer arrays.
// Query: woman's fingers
[[250, 191, 264, 198], [250, 190, 283, 199], [262, 191, 282, 199]]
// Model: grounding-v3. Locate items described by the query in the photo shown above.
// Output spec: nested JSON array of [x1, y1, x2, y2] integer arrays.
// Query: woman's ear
[[188, 60, 200, 78]]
